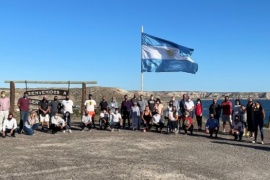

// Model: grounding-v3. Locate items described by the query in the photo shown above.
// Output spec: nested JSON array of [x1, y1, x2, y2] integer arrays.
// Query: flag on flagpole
[[141, 33, 198, 74]]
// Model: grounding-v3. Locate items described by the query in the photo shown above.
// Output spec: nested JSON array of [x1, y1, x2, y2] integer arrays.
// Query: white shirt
[[100, 112, 109, 119], [185, 100, 194, 111], [152, 114, 161, 124], [51, 116, 65, 126], [61, 100, 74, 114], [232, 121, 243, 132], [111, 112, 121, 123], [82, 115, 92, 124], [84, 100, 96, 111], [169, 111, 178, 121], [3, 118, 17, 131]]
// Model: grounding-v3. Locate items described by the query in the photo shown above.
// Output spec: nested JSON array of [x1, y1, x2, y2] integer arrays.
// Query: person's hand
[[143, 120, 146, 124], [10, 129, 13, 134], [205, 129, 209, 134]]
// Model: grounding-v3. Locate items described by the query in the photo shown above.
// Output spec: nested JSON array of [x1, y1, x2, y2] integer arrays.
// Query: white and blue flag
[[141, 33, 198, 74]]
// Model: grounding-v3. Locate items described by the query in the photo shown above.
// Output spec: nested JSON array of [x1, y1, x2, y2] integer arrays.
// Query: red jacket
[[195, 103, 203, 116], [180, 115, 193, 124], [221, 101, 232, 115]]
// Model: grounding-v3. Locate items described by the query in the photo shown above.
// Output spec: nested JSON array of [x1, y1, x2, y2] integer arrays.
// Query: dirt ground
[[0, 121, 269, 180]]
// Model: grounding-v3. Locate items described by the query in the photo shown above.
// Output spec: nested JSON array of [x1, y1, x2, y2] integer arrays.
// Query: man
[[110, 108, 122, 132], [180, 111, 193, 135], [81, 110, 92, 131], [49, 96, 61, 121], [184, 95, 194, 118], [148, 94, 155, 113], [221, 96, 232, 133], [205, 114, 219, 138], [138, 95, 148, 113], [99, 109, 109, 130], [38, 96, 50, 131], [121, 95, 132, 128], [0, 91, 10, 133], [50, 113, 66, 134], [209, 99, 221, 121], [130, 93, 139, 106], [152, 109, 164, 133], [2, 113, 17, 138], [99, 96, 108, 111], [17, 92, 30, 133], [231, 115, 243, 141], [169, 96, 179, 112], [179, 94, 187, 115], [84, 94, 96, 128], [108, 97, 118, 113], [61, 95, 74, 129]]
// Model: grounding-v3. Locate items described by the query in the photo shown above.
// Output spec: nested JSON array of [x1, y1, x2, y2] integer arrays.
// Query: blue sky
[[1, 0, 270, 92]]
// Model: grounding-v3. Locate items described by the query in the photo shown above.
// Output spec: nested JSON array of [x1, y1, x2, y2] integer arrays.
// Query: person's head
[[169, 102, 173, 107], [66, 95, 70, 100], [255, 101, 262, 110], [54, 96, 58, 101], [30, 111, 37, 118], [213, 99, 217, 104], [103, 109, 107, 114], [248, 97, 253, 104], [234, 115, 239, 122], [184, 111, 189, 117], [225, 96, 229, 102], [241, 105, 246, 110], [24, 92, 28, 98], [156, 98, 161, 104], [112, 97, 116, 102], [140, 94, 144, 100], [172, 106, 176, 111], [42, 95, 47, 101], [145, 106, 149, 111], [65, 111, 70, 117], [8, 113, 13, 120], [133, 102, 137, 106], [102, 96, 105, 101], [235, 99, 240, 105], [88, 94, 93, 100], [133, 93, 137, 98], [124, 95, 128, 100], [54, 113, 60, 119], [183, 94, 187, 100], [150, 94, 154, 100], [197, 98, 201, 104], [1, 91, 6, 98], [115, 108, 119, 113], [187, 95, 191, 102], [172, 96, 175, 101], [154, 108, 159, 114], [210, 113, 214, 119]]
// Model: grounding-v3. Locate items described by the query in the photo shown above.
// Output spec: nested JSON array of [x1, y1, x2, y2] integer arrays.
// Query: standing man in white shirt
[[84, 94, 97, 128], [0, 91, 10, 133], [61, 95, 74, 129], [184, 95, 195, 118], [2, 113, 17, 138]]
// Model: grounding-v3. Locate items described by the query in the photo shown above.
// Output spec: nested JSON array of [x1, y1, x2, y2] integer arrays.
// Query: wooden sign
[[26, 89, 69, 96]]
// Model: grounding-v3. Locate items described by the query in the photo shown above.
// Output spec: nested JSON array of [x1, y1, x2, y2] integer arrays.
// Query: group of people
[[0, 91, 267, 145]]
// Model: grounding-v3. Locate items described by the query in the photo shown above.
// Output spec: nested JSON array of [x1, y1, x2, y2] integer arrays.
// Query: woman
[[141, 106, 152, 132], [131, 102, 140, 130], [23, 111, 40, 135], [63, 111, 72, 133], [152, 109, 164, 132], [194, 98, 203, 131], [252, 101, 265, 144], [168, 106, 178, 134], [232, 99, 241, 119], [246, 98, 255, 138]]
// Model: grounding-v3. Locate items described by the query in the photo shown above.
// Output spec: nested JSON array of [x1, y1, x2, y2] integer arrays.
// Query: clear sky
[[1, 0, 270, 92]]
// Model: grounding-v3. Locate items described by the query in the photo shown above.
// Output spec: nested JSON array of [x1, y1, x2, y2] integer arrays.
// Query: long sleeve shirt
[[51, 116, 65, 126], [3, 118, 17, 131], [205, 118, 219, 129], [121, 100, 132, 113], [0, 97, 10, 111]]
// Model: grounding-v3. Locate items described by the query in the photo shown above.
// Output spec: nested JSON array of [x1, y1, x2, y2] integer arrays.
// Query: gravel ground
[[0, 123, 269, 180]]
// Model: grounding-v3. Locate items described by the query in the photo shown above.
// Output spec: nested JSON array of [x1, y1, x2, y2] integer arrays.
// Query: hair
[[173, 106, 177, 119], [235, 99, 241, 105], [1, 91, 5, 94], [234, 115, 239, 120], [197, 98, 201, 102], [255, 101, 263, 111], [124, 95, 128, 98], [156, 98, 161, 103], [8, 113, 13, 117]]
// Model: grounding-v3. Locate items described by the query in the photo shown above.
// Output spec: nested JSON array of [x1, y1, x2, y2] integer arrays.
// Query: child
[[240, 105, 248, 137]]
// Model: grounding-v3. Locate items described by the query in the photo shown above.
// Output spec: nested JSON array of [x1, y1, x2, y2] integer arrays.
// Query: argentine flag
[[141, 33, 198, 74]]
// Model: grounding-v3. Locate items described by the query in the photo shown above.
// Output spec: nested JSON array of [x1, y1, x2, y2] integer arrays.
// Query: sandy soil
[[0, 123, 269, 180]]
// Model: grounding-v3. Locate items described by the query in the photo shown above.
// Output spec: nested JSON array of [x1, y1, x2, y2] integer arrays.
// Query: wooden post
[[81, 83, 86, 118], [10, 81, 15, 115]]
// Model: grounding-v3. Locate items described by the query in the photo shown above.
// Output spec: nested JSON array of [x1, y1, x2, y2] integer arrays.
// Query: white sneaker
[[62, 130, 66, 133], [68, 129, 72, 133], [252, 140, 256, 144], [261, 141, 264, 145]]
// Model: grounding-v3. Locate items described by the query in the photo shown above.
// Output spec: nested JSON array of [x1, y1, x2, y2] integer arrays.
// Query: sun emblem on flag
[[166, 49, 175, 57]]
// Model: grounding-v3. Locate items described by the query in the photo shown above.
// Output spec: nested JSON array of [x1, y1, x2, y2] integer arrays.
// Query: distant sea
[[201, 99, 270, 124]]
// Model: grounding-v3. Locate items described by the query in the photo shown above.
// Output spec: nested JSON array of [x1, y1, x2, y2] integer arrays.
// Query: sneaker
[[261, 141, 264, 145], [252, 140, 256, 144], [68, 129, 72, 133], [62, 130, 66, 133], [143, 129, 146, 133], [111, 128, 114, 132]]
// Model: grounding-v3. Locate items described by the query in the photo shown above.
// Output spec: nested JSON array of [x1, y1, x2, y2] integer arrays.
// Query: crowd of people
[[0, 91, 267, 145]]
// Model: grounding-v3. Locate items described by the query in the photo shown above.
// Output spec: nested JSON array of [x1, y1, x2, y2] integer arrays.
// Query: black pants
[[4, 129, 16, 137], [82, 123, 92, 130], [99, 118, 108, 130], [196, 116, 202, 128], [209, 128, 219, 137], [183, 124, 193, 134], [153, 122, 164, 131], [144, 119, 152, 129], [122, 111, 130, 127], [110, 122, 121, 129], [50, 124, 65, 134]]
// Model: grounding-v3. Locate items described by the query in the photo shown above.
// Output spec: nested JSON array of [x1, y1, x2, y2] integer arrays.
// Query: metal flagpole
[[141, 26, 144, 92]]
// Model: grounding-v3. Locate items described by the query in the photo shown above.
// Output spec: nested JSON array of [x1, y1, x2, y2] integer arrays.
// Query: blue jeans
[[254, 120, 264, 141], [19, 111, 29, 132], [23, 123, 39, 135]]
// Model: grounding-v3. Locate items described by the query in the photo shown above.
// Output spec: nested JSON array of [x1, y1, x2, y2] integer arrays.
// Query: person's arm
[[141, 111, 145, 122], [2, 120, 6, 132], [13, 119, 17, 130], [17, 98, 21, 108], [262, 109, 265, 119]]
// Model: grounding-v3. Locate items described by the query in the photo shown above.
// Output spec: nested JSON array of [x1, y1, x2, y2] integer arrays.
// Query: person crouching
[[152, 109, 164, 133], [181, 111, 193, 135], [231, 115, 244, 141], [81, 110, 92, 131], [99, 109, 109, 130], [110, 108, 122, 132], [205, 114, 219, 138], [2, 113, 17, 138], [50, 113, 66, 134]]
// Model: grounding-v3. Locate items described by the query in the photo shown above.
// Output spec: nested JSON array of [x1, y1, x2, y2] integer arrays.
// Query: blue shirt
[[205, 118, 219, 129]]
